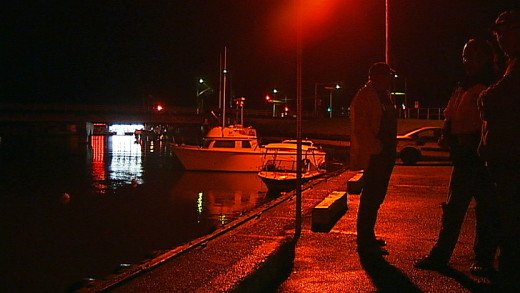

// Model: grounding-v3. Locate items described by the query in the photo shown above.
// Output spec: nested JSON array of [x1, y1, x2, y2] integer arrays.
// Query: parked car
[[397, 127, 450, 165]]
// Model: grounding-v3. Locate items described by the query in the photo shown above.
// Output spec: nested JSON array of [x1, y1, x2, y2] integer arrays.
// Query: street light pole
[[329, 91, 333, 118], [295, 0, 303, 239], [197, 78, 212, 115], [385, 0, 390, 66], [273, 88, 278, 118], [315, 82, 341, 119], [314, 83, 318, 118]]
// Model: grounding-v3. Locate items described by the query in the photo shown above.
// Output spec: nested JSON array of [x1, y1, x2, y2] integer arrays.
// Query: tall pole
[[196, 81, 200, 115], [385, 0, 390, 66], [295, 0, 303, 239], [222, 47, 227, 130], [219, 55, 222, 109], [329, 90, 333, 118], [240, 104, 244, 126], [314, 83, 318, 118]]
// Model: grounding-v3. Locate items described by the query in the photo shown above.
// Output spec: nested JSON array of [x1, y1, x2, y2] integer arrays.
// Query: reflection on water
[[90, 135, 145, 193], [173, 172, 268, 225], [0, 135, 269, 292]]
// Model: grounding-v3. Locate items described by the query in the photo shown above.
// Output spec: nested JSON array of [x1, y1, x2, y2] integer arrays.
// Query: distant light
[[273, 88, 278, 94], [199, 78, 204, 84], [219, 214, 227, 225], [335, 84, 341, 89], [156, 105, 164, 111], [223, 69, 228, 74], [197, 192, 204, 215], [327, 107, 332, 112], [265, 95, 271, 101]]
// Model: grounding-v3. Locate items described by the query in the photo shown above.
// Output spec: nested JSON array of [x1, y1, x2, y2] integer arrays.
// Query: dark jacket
[[478, 58, 520, 164]]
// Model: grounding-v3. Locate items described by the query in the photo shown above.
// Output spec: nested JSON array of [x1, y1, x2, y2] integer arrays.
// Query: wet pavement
[[78, 162, 495, 292], [278, 163, 493, 292]]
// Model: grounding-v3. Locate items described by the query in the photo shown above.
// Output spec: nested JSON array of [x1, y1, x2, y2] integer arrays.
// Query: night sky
[[2, 1, 520, 110]]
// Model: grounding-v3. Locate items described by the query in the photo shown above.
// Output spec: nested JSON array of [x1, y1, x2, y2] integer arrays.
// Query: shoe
[[469, 263, 496, 278], [414, 256, 447, 270], [357, 245, 389, 255]]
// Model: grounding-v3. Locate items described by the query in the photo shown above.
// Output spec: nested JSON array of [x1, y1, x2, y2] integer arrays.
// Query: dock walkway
[[79, 163, 494, 292]]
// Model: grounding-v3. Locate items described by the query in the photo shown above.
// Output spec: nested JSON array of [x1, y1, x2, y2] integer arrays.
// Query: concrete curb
[[311, 191, 349, 232], [347, 170, 364, 194], [198, 234, 297, 293]]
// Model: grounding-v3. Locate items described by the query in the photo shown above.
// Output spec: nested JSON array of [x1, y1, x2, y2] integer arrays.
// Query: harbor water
[[0, 135, 271, 292]]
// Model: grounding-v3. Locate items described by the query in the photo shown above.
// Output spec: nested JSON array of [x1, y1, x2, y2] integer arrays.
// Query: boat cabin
[[201, 125, 260, 150]]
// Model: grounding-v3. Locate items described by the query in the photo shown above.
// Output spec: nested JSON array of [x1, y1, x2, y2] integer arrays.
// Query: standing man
[[414, 38, 498, 276], [350, 62, 397, 255], [478, 10, 520, 290]]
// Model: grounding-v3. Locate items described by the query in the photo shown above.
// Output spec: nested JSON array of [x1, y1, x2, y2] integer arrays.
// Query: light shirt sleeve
[[350, 84, 383, 170]]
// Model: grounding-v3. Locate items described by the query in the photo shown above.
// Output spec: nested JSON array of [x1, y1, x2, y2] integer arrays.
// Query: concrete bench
[[311, 191, 349, 232], [347, 170, 364, 194]]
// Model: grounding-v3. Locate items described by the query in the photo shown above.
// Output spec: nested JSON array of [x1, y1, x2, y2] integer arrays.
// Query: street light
[[266, 89, 284, 118], [196, 78, 212, 115], [325, 84, 341, 118], [314, 82, 341, 118], [272, 88, 278, 117]]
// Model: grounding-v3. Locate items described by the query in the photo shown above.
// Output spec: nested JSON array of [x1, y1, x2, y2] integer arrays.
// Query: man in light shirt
[[350, 62, 397, 255]]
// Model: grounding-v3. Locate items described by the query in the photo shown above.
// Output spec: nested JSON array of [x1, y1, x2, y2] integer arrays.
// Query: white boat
[[258, 142, 326, 192], [171, 125, 264, 172]]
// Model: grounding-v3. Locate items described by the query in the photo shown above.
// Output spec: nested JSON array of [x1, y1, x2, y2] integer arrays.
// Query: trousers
[[429, 149, 498, 265], [487, 163, 520, 290], [356, 146, 395, 246]]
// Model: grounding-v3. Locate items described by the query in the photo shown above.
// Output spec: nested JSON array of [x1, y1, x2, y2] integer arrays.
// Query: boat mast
[[222, 47, 228, 131], [219, 51, 222, 110]]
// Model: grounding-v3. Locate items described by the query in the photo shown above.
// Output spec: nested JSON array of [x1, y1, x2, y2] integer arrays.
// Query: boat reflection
[[170, 171, 269, 225]]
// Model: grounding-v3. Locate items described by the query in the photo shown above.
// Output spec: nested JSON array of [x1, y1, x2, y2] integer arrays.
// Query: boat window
[[213, 140, 236, 148], [241, 140, 252, 148], [263, 160, 278, 171], [279, 161, 297, 172]]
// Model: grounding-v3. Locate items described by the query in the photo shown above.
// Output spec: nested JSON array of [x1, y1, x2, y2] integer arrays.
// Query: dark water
[[0, 135, 269, 292]]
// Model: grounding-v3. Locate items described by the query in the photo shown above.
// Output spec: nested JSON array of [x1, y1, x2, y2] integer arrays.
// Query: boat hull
[[172, 146, 264, 172], [258, 170, 325, 192]]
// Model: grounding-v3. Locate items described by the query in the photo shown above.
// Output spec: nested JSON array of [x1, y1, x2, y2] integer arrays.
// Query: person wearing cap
[[478, 10, 520, 290], [350, 62, 397, 255], [414, 38, 498, 276]]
